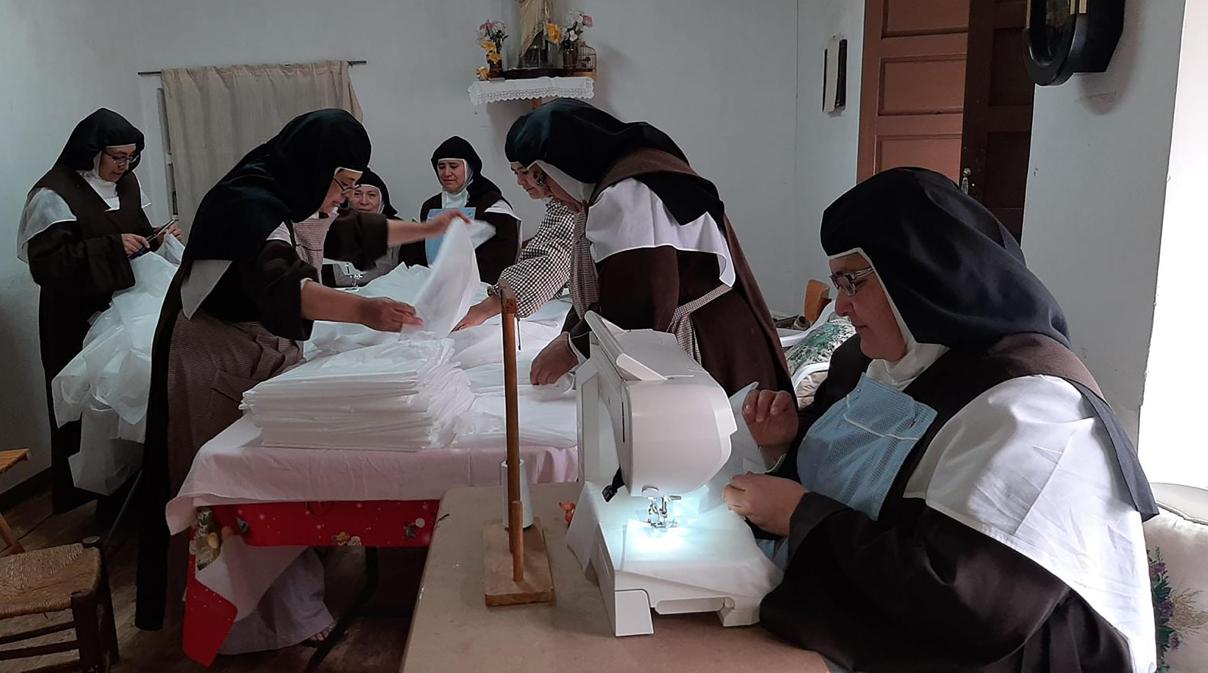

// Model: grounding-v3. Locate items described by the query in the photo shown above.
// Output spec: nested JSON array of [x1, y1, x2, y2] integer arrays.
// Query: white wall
[[794, 0, 865, 306], [1139, 0, 1206, 488], [1022, 0, 1186, 442], [0, 0, 156, 492], [1, 0, 819, 493]]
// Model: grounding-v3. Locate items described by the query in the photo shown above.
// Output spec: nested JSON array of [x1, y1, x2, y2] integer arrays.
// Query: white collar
[[79, 169, 119, 202], [533, 160, 593, 204]]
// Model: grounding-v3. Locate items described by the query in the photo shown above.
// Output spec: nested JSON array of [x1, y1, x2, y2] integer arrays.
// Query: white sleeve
[[483, 198, 517, 219], [17, 188, 76, 263], [586, 178, 736, 287], [904, 375, 1155, 673]]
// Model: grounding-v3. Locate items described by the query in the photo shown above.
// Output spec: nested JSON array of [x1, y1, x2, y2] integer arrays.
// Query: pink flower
[[581, 15, 593, 27]]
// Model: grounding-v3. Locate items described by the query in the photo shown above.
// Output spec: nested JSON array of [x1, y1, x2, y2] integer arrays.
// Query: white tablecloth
[[166, 417, 577, 534], [167, 415, 578, 623]]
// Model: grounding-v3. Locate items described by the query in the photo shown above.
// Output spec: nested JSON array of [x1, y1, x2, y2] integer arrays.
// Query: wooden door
[[959, 0, 1034, 239], [858, 0, 971, 182]]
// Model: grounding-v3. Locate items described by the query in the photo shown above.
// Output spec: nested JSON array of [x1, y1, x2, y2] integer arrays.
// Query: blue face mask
[[797, 374, 937, 521]]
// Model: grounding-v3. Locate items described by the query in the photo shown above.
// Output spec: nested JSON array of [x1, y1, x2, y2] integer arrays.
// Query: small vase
[[561, 44, 579, 72]]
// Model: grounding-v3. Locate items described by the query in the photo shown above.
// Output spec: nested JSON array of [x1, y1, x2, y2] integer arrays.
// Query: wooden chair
[[0, 450, 120, 672], [0, 449, 29, 554], [804, 279, 832, 324]]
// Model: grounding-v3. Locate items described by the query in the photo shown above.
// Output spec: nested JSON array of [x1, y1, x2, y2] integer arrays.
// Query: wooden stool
[[0, 449, 29, 554], [0, 537, 120, 672]]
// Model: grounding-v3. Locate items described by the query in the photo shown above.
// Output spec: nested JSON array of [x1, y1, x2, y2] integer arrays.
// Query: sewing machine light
[[624, 519, 689, 556], [646, 494, 681, 529]]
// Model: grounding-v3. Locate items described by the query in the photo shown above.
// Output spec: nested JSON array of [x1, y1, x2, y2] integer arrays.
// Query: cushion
[[783, 309, 855, 407], [1145, 483, 1208, 672]]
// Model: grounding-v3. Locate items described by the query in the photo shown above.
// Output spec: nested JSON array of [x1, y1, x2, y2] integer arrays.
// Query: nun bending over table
[[134, 109, 467, 651], [726, 168, 1158, 673], [505, 99, 790, 396]]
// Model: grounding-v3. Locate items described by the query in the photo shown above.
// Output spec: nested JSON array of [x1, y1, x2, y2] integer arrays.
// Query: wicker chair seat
[[0, 543, 101, 619]]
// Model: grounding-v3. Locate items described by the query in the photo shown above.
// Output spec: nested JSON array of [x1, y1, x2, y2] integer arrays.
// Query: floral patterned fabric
[[784, 313, 855, 374], [783, 312, 855, 406], [1145, 500, 1208, 672]]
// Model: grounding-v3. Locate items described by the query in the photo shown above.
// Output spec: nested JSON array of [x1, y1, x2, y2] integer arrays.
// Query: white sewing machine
[[566, 312, 781, 637]]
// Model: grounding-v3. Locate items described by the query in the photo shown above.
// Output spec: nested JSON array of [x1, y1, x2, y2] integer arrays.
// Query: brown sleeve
[[761, 496, 1078, 671], [568, 246, 681, 357], [236, 240, 318, 341], [474, 212, 520, 284], [26, 222, 134, 296], [322, 211, 388, 270]]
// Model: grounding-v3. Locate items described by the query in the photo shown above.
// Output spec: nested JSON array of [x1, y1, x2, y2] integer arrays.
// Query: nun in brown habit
[[134, 110, 466, 651], [728, 168, 1157, 672], [18, 108, 180, 514], [504, 98, 790, 397], [398, 136, 521, 283]]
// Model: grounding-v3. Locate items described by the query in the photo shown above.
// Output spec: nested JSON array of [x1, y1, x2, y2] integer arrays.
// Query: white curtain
[[162, 60, 362, 233]]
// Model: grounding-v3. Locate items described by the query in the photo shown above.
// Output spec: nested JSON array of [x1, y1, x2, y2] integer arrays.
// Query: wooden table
[[402, 483, 828, 673]]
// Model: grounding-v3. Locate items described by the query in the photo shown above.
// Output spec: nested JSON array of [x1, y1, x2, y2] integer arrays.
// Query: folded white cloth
[[242, 340, 476, 451]]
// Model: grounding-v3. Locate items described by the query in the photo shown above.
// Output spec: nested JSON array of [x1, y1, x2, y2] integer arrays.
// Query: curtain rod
[[137, 60, 367, 76]]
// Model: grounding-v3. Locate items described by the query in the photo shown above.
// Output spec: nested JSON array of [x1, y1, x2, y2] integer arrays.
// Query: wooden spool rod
[[499, 280, 524, 582]]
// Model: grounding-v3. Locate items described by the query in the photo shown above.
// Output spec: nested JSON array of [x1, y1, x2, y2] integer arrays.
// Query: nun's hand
[[530, 333, 576, 385], [166, 223, 184, 240], [359, 297, 423, 332], [742, 389, 799, 451], [724, 473, 807, 537], [453, 298, 500, 331], [122, 233, 149, 256], [422, 209, 472, 238]]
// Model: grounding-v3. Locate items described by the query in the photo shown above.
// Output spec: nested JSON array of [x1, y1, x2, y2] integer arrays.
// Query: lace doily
[[468, 76, 595, 105]]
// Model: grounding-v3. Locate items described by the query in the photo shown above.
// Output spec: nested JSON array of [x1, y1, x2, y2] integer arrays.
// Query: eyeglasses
[[332, 177, 357, 195], [829, 267, 876, 296], [103, 150, 139, 166]]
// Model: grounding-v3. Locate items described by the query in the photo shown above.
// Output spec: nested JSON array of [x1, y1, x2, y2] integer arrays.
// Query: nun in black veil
[[135, 110, 466, 651], [504, 99, 790, 397], [18, 108, 180, 514], [727, 168, 1157, 673]]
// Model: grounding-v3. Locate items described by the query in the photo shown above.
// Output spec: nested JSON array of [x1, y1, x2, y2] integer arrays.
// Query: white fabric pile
[[51, 236, 185, 494], [51, 216, 579, 475], [307, 219, 486, 355], [241, 339, 476, 451]]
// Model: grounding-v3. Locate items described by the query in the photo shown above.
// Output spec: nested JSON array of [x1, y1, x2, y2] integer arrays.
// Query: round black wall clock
[[1023, 0, 1125, 86]]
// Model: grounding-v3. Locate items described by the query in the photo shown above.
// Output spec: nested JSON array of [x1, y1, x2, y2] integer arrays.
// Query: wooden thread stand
[[482, 281, 555, 606]]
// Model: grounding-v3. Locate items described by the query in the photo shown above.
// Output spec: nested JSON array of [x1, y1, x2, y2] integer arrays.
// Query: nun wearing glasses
[[17, 108, 181, 515], [726, 168, 1157, 673]]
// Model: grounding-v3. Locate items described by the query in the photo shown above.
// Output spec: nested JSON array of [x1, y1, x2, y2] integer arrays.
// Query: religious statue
[[517, 0, 553, 68]]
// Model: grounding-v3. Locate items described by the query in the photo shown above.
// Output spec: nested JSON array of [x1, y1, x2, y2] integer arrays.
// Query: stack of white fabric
[[241, 339, 476, 451]]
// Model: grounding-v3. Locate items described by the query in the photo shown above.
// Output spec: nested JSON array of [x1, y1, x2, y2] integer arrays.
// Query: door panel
[[859, 0, 970, 181], [960, 0, 1034, 239]]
